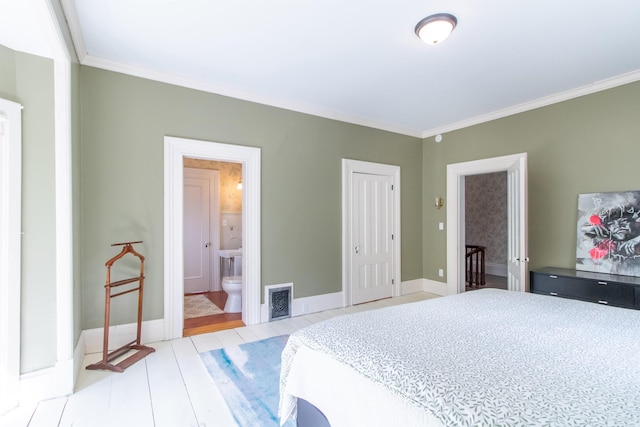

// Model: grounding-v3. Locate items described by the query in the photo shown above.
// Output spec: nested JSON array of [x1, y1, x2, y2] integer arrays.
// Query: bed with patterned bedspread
[[279, 288, 640, 426]]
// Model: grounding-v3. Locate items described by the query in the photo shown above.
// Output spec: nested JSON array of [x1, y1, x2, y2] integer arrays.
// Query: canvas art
[[576, 191, 640, 277]]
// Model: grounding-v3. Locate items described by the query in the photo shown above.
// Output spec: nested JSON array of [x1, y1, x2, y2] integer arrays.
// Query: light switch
[[438, 222, 444, 230], [222, 219, 227, 227]]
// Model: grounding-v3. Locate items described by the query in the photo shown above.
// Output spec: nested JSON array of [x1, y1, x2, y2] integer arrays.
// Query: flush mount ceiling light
[[415, 13, 457, 45]]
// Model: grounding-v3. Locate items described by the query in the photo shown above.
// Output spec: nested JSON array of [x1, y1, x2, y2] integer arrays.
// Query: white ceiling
[[5, 0, 640, 137]]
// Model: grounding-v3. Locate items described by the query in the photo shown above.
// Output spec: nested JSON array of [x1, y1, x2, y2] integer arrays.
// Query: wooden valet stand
[[86, 241, 155, 373]]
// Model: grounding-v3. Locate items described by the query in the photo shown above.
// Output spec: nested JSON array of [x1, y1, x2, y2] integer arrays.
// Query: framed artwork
[[576, 191, 640, 277]]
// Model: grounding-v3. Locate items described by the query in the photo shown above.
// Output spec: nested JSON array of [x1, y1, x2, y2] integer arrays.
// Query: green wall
[[422, 81, 640, 280], [79, 67, 423, 329], [7, 37, 640, 375], [0, 45, 57, 373]]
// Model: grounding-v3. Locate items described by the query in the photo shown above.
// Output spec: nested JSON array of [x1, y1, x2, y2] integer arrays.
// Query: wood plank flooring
[[0, 292, 438, 427]]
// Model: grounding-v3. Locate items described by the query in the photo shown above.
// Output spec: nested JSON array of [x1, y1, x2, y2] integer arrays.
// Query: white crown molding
[[59, 0, 86, 63], [421, 68, 640, 138], [78, 53, 424, 138], [61, 1, 640, 141], [77, 52, 640, 141]]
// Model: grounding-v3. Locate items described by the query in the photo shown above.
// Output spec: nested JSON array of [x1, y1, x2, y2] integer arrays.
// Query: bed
[[279, 288, 640, 426]]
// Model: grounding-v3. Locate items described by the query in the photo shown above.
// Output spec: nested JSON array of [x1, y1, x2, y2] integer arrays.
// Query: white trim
[[164, 137, 261, 340], [342, 159, 401, 307], [19, 359, 74, 405], [76, 54, 640, 140], [261, 290, 344, 322], [446, 153, 528, 296], [400, 278, 426, 296], [75, 54, 425, 138], [422, 69, 640, 138], [59, 4, 640, 141], [0, 98, 22, 415], [59, 0, 87, 63], [422, 278, 449, 296], [34, 0, 75, 396], [81, 319, 165, 354]]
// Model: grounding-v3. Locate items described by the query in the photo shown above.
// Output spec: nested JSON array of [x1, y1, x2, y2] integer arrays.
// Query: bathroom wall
[[221, 213, 242, 250]]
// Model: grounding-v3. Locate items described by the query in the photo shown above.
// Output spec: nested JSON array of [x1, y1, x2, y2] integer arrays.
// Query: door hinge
[[392, 279, 395, 285], [391, 234, 394, 240], [391, 184, 394, 190]]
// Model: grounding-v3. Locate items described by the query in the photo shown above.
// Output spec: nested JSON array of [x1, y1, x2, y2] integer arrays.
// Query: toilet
[[222, 276, 242, 313]]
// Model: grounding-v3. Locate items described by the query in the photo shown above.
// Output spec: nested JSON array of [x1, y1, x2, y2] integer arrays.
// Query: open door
[[506, 156, 529, 291], [446, 153, 528, 295]]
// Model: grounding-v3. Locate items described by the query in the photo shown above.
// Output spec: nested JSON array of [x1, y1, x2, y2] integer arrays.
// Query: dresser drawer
[[530, 273, 581, 298], [530, 268, 639, 310], [579, 280, 635, 308]]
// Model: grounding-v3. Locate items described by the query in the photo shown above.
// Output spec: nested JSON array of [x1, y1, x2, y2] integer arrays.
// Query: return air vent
[[267, 283, 293, 321]]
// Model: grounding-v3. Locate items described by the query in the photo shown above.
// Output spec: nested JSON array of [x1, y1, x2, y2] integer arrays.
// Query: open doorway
[[446, 153, 528, 295], [164, 136, 261, 341], [464, 172, 508, 291], [182, 160, 244, 335]]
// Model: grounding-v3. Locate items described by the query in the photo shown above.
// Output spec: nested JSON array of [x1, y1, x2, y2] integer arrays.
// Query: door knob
[[204, 242, 211, 248], [355, 246, 359, 254]]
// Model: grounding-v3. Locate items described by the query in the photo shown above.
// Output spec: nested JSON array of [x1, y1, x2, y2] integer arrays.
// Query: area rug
[[200, 335, 294, 427], [184, 294, 224, 319]]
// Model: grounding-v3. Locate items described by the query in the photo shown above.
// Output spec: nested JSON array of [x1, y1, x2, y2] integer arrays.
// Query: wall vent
[[267, 283, 293, 322]]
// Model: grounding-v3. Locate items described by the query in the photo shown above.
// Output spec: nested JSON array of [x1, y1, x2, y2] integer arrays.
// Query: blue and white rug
[[200, 335, 294, 427]]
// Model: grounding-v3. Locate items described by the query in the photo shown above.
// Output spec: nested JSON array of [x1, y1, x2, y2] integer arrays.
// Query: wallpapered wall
[[465, 172, 507, 265], [183, 158, 243, 213]]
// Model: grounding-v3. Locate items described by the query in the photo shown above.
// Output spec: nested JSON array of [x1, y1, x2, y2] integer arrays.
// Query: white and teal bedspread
[[279, 289, 640, 426]]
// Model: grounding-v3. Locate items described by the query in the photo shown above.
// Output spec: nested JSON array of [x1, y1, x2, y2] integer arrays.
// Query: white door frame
[[164, 137, 261, 339], [446, 153, 528, 295], [0, 98, 22, 414], [342, 159, 401, 307]]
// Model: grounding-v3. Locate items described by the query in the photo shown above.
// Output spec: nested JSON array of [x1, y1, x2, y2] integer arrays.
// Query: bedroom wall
[[0, 45, 58, 373], [79, 67, 423, 329], [422, 80, 640, 281]]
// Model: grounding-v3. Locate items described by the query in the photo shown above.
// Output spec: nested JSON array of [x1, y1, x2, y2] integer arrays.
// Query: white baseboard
[[422, 278, 448, 296], [82, 319, 166, 355], [400, 278, 424, 295], [261, 288, 343, 322], [19, 358, 74, 405], [486, 262, 507, 277]]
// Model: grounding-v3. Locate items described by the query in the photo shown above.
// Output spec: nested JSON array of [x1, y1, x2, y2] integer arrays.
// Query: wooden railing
[[465, 245, 486, 287]]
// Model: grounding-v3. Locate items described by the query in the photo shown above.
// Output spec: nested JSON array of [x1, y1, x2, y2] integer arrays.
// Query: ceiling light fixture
[[415, 13, 457, 45]]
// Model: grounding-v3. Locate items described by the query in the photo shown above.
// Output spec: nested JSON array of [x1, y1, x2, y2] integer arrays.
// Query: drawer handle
[[597, 281, 608, 285], [549, 292, 558, 296], [549, 275, 558, 279], [598, 300, 609, 305]]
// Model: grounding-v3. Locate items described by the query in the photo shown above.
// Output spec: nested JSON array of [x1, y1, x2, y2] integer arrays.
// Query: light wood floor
[[0, 292, 438, 427]]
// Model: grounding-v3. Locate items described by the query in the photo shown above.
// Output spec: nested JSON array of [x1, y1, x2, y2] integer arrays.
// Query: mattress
[[279, 289, 640, 426]]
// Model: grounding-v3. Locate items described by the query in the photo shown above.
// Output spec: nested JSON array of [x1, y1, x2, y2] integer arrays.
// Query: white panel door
[[183, 169, 219, 294], [351, 172, 394, 304], [507, 156, 529, 291]]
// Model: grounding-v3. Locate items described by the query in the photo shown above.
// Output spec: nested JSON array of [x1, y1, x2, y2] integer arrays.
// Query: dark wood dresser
[[530, 267, 640, 309]]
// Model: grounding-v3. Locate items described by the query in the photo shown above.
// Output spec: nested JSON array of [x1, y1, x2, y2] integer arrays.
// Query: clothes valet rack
[[86, 241, 155, 372]]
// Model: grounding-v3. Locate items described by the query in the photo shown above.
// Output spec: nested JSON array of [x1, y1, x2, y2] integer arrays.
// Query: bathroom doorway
[[182, 158, 244, 335], [164, 136, 261, 341]]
